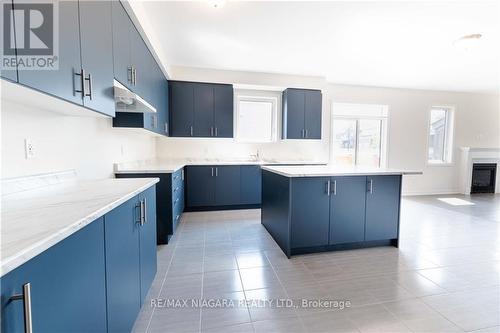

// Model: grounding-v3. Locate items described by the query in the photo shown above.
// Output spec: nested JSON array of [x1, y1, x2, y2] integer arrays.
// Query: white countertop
[[261, 165, 423, 177], [1, 177, 159, 276], [114, 159, 327, 174]]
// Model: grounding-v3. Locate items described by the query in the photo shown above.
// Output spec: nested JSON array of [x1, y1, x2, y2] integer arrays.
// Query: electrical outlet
[[25, 139, 35, 159]]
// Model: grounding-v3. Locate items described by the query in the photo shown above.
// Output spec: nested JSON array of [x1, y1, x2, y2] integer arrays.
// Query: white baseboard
[[402, 189, 462, 196]]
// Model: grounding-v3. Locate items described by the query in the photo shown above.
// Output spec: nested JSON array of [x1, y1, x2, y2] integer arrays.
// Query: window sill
[[427, 161, 454, 167]]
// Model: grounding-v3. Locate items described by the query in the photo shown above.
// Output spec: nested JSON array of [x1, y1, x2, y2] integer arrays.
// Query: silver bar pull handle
[[325, 180, 330, 196], [211, 167, 214, 177], [305, 129, 308, 138], [143, 198, 147, 224], [332, 180, 337, 195], [85, 73, 93, 100], [10, 283, 33, 333], [215, 167, 218, 177], [190, 125, 193, 136], [215, 127, 218, 137], [128, 66, 133, 84], [368, 179, 373, 194], [74, 69, 85, 98]]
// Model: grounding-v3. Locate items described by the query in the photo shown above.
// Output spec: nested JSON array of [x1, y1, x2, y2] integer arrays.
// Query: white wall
[[1, 99, 156, 180], [158, 66, 500, 195]]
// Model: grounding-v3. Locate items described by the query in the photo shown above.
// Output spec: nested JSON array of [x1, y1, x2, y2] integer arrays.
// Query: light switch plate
[[25, 138, 35, 159]]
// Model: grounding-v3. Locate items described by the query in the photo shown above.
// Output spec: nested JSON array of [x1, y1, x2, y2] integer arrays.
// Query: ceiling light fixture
[[453, 34, 482, 50], [208, 0, 226, 9]]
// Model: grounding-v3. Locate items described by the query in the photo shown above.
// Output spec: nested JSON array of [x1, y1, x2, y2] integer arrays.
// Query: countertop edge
[[261, 167, 423, 177], [1, 178, 159, 277]]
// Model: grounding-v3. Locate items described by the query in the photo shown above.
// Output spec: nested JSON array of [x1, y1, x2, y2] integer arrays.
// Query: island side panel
[[261, 170, 291, 257]]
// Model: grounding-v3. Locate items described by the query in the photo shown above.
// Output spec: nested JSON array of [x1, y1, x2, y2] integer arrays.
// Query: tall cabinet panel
[[290, 177, 330, 248], [78, 0, 115, 116], [111, 0, 132, 89], [214, 84, 234, 138], [16, 0, 83, 105], [104, 198, 141, 333], [193, 84, 214, 137], [139, 187, 157, 302], [329, 176, 367, 244], [170, 81, 194, 137], [282, 89, 305, 139], [304, 90, 322, 139], [365, 175, 401, 241]]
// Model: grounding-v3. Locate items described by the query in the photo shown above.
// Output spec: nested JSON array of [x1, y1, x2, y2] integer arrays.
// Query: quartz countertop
[[1, 177, 159, 276], [114, 159, 327, 174], [261, 165, 423, 177]]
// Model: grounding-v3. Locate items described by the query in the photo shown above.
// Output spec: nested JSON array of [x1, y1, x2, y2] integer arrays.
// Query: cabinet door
[[329, 176, 366, 244], [304, 90, 322, 139], [139, 186, 157, 302], [214, 84, 233, 138], [104, 197, 141, 333], [186, 166, 215, 207], [240, 165, 262, 205], [282, 89, 305, 139], [79, 0, 115, 116], [215, 166, 241, 206], [17, 0, 83, 105], [365, 175, 401, 241], [170, 81, 194, 137], [1, 218, 107, 333], [0, 1, 17, 81], [193, 83, 214, 137], [130, 26, 155, 103], [111, 0, 132, 89], [290, 177, 330, 248]]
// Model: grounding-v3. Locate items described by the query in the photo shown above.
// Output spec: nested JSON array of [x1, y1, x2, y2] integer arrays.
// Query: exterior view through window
[[428, 107, 453, 164], [236, 90, 279, 142], [332, 103, 388, 167]]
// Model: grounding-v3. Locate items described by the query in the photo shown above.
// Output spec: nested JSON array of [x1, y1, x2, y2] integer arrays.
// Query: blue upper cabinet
[[214, 84, 234, 138], [111, 0, 133, 90], [365, 175, 402, 241], [16, 0, 83, 106], [169, 81, 234, 138], [1, 218, 107, 333], [0, 1, 17, 82], [282, 88, 322, 139], [78, 0, 115, 117]]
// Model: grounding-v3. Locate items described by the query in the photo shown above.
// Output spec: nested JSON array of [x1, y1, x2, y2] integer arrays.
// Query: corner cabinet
[[282, 88, 322, 139], [1, 185, 157, 333], [169, 81, 234, 138]]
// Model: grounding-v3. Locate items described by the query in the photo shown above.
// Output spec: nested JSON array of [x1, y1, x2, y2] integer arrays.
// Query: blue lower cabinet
[[104, 197, 141, 333], [365, 175, 401, 241], [1, 218, 107, 333], [240, 166, 262, 205], [215, 166, 241, 206], [139, 186, 157, 302], [290, 177, 330, 248], [329, 176, 367, 244]]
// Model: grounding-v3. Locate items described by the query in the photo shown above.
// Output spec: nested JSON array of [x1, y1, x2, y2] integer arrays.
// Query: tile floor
[[133, 194, 500, 333]]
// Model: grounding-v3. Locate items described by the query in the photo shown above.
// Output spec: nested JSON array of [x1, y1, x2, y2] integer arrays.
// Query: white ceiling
[[140, 1, 500, 93]]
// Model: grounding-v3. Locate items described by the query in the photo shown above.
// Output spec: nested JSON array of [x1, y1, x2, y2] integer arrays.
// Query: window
[[428, 107, 454, 164], [332, 103, 388, 167], [235, 90, 279, 142]]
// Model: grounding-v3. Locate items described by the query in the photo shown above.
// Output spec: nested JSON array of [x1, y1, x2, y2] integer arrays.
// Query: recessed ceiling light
[[453, 34, 482, 50], [208, 0, 226, 8]]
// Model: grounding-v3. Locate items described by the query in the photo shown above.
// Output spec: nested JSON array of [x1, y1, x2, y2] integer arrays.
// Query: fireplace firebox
[[471, 163, 497, 194]]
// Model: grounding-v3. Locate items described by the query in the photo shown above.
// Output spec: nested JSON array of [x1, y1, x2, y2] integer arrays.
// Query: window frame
[[234, 89, 280, 143], [331, 103, 389, 168], [426, 105, 455, 166]]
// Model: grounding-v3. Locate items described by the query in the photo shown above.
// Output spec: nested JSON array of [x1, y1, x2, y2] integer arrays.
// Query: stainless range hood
[[114, 80, 156, 113]]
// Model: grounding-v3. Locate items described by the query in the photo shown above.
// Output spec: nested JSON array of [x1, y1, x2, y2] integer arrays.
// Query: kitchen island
[[261, 165, 421, 257]]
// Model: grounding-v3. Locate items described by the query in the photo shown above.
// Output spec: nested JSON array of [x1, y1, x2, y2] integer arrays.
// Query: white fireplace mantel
[[459, 147, 500, 194]]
